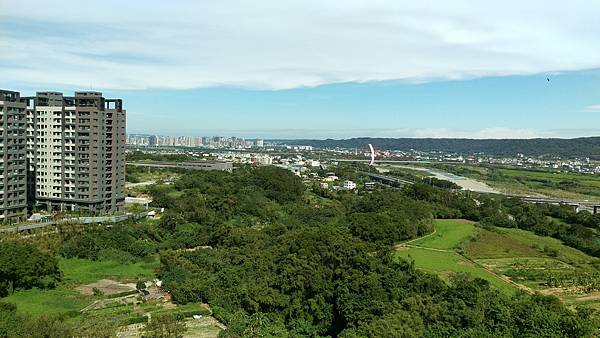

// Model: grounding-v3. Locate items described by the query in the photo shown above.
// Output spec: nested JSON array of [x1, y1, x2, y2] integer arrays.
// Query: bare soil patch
[[446, 219, 475, 225], [76, 279, 135, 296], [575, 292, 600, 302]]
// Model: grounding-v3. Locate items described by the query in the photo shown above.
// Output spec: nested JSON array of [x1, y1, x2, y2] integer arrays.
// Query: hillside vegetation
[[284, 137, 600, 158], [1, 167, 599, 337]]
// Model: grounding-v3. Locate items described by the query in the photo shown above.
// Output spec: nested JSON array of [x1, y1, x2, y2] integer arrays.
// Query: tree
[[0, 242, 61, 296], [73, 316, 118, 338], [142, 313, 187, 338], [14, 315, 74, 338]]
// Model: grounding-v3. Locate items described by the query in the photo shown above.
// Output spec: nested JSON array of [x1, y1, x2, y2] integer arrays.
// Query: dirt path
[[394, 227, 437, 250], [125, 180, 156, 188], [402, 244, 454, 253], [403, 228, 437, 245]]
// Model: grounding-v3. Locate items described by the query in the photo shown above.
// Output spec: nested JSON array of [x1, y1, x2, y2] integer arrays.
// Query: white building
[[323, 175, 338, 182], [255, 155, 273, 165], [343, 180, 357, 190]]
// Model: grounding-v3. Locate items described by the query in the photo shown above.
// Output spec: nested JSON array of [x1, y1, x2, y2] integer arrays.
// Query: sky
[[1, 0, 600, 139]]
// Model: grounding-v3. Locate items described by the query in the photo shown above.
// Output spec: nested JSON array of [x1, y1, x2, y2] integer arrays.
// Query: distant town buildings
[[253, 155, 273, 165], [127, 134, 264, 149]]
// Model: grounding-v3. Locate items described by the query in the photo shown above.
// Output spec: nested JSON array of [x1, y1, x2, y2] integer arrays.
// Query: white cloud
[[583, 105, 600, 113], [1, 0, 600, 90]]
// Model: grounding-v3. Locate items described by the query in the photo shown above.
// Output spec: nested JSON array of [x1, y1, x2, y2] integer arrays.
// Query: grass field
[[466, 227, 597, 266], [396, 247, 516, 294], [396, 218, 600, 307], [60, 257, 159, 285], [126, 165, 180, 183], [3, 287, 88, 317], [2, 255, 223, 335], [396, 219, 518, 295], [3, 257, 159, 317], [410, 219, 476, 249]]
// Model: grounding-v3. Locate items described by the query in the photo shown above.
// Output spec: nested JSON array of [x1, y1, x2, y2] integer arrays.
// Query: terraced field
[[465, 226, 600, 309], [396, 219, 517, 295], [396, 219, 600, 309]]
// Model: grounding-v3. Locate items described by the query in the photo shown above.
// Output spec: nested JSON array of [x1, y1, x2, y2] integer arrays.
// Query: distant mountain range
[[275, 137, 600, 158]]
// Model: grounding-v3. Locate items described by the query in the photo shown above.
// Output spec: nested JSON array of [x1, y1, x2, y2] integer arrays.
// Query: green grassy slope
[[397, 219, 517, 295], [411, 219, 476, 250]]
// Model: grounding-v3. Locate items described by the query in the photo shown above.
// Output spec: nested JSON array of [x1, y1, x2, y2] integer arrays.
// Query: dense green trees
[[159, 226, 597, 336], [159, 232, 444, 336], [142, 313, 187, 338], [3, 165, 598, 336], [348, 191, 433, 244], [0, 242, 61, 296], [127, 150, 194, 163], [145, 167, 599, 336], [60, 223, 158, 262], [342, 273, 597, 337], [545, 205, 600, 230], [480, 201, 600, 257]]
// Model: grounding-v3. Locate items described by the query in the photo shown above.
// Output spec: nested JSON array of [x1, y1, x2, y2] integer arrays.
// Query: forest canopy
[[1, 166, 598, 336], [145, 167, 599, 336]]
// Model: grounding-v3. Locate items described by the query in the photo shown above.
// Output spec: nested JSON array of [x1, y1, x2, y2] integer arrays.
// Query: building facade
[[0, 90, 28, 223], [343, 180, 357, 190], [23, 91, 126, 213]]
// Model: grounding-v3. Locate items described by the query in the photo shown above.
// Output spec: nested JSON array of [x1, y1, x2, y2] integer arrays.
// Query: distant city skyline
[[127, 134, 265, 148], [3, 1, 600, 139]]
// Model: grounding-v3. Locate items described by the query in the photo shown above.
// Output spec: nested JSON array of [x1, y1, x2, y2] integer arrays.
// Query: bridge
[[360, 172, 415, 186], [336, 159, 462, 165], [511, 196, 600, 214]]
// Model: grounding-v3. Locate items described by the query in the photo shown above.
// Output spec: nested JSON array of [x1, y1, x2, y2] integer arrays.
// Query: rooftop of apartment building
[[0, 89, 22, 102], [8, 90, 125, 111]]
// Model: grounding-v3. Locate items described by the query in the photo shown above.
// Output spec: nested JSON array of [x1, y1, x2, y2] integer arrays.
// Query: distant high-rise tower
[[23, 91, 126, 212], [148, 135, 158, 146], [0, 90, 28, 223]]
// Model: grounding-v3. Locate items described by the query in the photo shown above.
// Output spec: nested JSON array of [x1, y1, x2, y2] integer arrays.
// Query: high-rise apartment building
[[0, 90, 28, 223], [23, 91, 126, 213]]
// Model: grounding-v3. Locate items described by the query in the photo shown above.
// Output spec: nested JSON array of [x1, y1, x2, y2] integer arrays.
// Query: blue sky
[[2, 1, 600, 138]]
